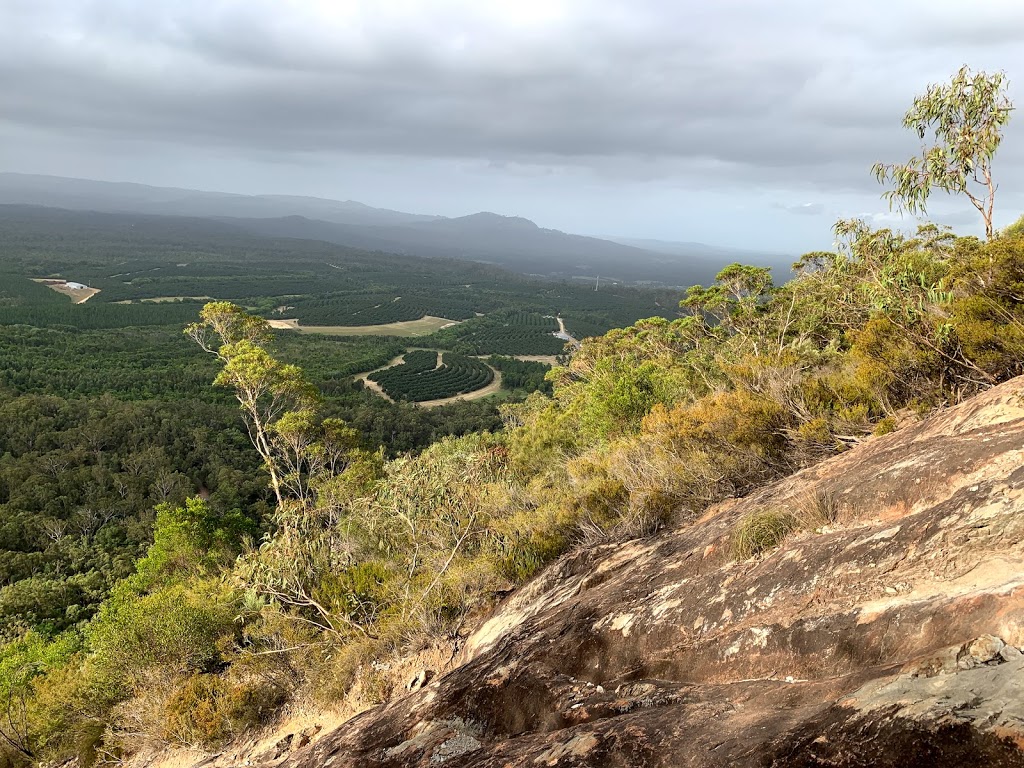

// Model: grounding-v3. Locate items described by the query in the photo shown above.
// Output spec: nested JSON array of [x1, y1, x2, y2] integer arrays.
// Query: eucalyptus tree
[[186, 302, 318, 508], [873, 65, 1013, 240]]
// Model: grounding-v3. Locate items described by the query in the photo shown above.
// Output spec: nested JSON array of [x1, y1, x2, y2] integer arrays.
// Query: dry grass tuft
[[792, 488, 842, 530], [731, 510, 799, 560]]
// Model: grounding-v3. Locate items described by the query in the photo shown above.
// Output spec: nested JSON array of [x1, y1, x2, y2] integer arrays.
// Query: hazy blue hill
[[414, 212, 540, 231], [220, 211, 726, 286], [608, 235, 795, 276], [0, 173, 782, 286], [0, 173, 435, 227]]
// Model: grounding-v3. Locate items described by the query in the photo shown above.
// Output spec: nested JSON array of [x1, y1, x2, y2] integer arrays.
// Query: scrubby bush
[[163, 674, 285, 747], [0, 631, 83, 762], [88, 584, 237, 688], [732, 510, 799, 559]]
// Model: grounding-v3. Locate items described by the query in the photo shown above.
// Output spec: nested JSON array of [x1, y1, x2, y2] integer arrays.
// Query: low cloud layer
[[3, 0, 1024, 248]]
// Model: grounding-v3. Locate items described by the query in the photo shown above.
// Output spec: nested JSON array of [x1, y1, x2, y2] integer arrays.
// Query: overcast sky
[[3, 0, 1024, 252]]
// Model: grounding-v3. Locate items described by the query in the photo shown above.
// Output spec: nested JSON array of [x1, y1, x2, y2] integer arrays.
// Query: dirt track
[[353, 353, 407, 403], [555, 316, 580, 346], [267, 316, 457, 337]]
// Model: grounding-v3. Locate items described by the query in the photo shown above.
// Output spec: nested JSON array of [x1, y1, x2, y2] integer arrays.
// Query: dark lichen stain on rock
[[277, 379, 1024, 767]]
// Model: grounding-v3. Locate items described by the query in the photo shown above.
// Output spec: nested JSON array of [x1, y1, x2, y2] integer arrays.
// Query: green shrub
[[308, 639, 379, 706], [873, 417, 897, 435], [0, 631, 84, 762], [88, 583, 237, 687], [132, 498, 255, 591], [164, 674, 285, 747]]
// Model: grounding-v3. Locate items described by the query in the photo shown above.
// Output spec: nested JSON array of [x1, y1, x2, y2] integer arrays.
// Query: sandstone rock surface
[[278, 378, 1024, 766]]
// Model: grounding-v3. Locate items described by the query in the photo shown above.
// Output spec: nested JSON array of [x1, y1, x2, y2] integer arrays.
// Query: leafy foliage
[[0, 394, 266, 638], [873, 65, 1012, 239], [485, 356, 553, 394]]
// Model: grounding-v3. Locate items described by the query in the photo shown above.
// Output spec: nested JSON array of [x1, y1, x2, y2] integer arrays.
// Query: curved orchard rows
[[437, 312, 567, 355], [367, 351, 495, 402], [450, 327, 567, 355]]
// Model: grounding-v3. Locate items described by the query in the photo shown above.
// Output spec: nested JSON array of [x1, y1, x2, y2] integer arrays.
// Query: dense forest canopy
[[1, 65, 1022, 768]]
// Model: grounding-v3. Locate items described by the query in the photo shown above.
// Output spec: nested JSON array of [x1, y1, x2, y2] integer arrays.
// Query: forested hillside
[[0, 205, 675, 736], [4, 209, 1023, 764], [1, 66, 1022, 768]]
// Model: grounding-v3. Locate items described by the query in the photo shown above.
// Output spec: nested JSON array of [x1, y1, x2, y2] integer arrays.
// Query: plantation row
[[368, 352, 494, 402], [536, 287, 671, 320], [0, 277, 208, 329], [443, 328, 568, 356], [0, 274, 67, 305], [384, 349, 439, 373], [427, 312, 567, 355], [496, 312, 559, 330], [0, 302, 208, 330], [99, 274, 331, 302]]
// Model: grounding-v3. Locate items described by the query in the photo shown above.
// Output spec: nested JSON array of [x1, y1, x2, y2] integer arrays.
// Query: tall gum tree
[[186, 302, 318, 508], [872, 65, 1013, 241]]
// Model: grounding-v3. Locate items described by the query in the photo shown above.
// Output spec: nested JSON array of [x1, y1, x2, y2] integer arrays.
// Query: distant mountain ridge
[[0, 173, 790, 286], [0, 173, 436, 228], [607, 235, 791, 267]]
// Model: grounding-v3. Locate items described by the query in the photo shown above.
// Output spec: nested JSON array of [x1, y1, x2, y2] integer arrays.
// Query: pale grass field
[[268, 315, 459, 337]]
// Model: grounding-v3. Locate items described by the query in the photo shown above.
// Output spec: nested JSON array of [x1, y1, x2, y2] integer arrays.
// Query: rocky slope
[[211, 377, 1024, 766]]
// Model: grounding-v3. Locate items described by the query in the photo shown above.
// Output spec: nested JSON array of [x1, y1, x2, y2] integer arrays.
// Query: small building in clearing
[[65, 282, 89, 290]]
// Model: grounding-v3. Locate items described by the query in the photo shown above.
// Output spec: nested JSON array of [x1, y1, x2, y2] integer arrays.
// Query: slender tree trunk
[[984, 165, 996, 241], [244, 401, 284, 508]]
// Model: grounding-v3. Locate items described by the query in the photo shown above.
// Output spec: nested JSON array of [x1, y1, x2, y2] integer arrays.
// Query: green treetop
[[873, 65, 1013, 240]]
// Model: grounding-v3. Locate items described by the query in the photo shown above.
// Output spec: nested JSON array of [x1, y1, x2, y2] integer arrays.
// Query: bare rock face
[[281, 378, 1024, 767]]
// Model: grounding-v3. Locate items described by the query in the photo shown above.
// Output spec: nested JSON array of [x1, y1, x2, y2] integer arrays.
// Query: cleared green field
[[269, 315, 459, 337]]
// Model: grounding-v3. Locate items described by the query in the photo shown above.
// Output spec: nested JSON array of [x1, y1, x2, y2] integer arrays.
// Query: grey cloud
[[2, 0, 1024, 202], [847, 1, 1024, 50], [774, 202, 825, 216], [932, 208, 989, 227]]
